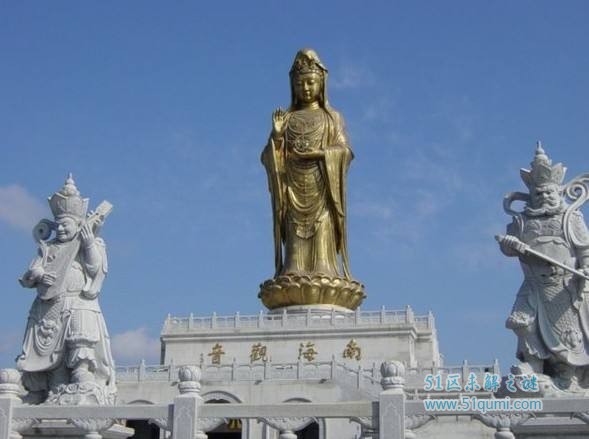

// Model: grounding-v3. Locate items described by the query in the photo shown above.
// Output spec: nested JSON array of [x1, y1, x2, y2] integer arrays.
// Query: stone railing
[[116, 358, 499, 399], [161, 306, 436, 334], [3, 364, 589, 439], [0, 363, 406, 439]]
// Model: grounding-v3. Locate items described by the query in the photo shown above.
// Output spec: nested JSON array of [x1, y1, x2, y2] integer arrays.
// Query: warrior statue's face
[[56, 216, 80, 242], [292, 72, 322, 105], [531, 184, 561, 210]]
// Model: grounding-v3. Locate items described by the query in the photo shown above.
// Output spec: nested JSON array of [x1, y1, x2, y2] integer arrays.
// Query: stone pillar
[[138, 359, 146, 382], [172, 366, 203, 439], [379, 361, 405, 439], [264, 357, 271, 380], [168, 359, 176, 381], [330, 355, 336, 380], [473, 413, 529, 439], [0, 369, 20, 439]]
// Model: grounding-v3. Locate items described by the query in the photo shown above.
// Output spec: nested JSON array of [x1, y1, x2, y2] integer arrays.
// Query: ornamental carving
[[474, 413, 532, 430], [12, 418, 40, 434], [258, 416, 316, 432], [405, 414, 435, 431], [69, 418, 116, 433]]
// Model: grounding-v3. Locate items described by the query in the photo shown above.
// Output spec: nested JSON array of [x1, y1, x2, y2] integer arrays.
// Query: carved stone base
[[496, 363, 589, 398], [21, 421, 133, 439], [45, 382, 116, 406], [258, 274, 366, 311]]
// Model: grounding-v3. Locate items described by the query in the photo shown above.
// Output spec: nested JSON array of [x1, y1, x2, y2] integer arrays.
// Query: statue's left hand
[[80, 223, 95, 247]]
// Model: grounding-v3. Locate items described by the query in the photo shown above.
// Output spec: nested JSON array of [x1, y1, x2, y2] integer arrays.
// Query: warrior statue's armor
[[17, 175, 116, 405], [500, 145, 589, 390]]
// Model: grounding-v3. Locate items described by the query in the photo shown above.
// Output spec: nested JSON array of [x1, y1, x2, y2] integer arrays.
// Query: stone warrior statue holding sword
[[497, 143, 589, 392]]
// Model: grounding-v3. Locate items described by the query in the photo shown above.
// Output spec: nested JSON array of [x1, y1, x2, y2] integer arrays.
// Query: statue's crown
[[520, 142, 566, 188], [48, 173, 89, 219], [290, 48, 327, 76]]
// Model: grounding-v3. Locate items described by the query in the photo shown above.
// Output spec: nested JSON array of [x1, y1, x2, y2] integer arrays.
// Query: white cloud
[[400, 150, 464, 194], [331, 63, 376, 89], [450, 238, 505, 271], [351, 200, 395, 220], [111, 327, 160, 364], [355, 147, 467, 244], [0, 185, 47, 231], [362, 96, 396, 123]]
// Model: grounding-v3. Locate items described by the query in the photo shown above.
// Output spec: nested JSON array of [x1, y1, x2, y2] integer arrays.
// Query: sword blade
[[496, 234, 589, 281], [524, 246, 589, 281]]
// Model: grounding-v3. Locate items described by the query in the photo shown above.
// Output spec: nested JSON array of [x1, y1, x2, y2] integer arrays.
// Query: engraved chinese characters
[[259, 49, 365, 311], [298, 342, 318, 362], [17, 175, 116, 405], [497, 145, 589, 392], [250, 343, 267, 362], [202, 339, 365, 364], [343, 339, 361, 361], [208, 344, 225, 365]]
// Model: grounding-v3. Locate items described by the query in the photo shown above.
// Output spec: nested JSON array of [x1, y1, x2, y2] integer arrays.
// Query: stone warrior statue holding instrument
[[16, 174, 116, 404], [259, 49, 365, 312], [497, 144, 589, 392]]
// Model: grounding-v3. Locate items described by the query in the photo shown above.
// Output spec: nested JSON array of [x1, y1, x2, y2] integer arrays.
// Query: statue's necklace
[[287, 109, 324, 153]]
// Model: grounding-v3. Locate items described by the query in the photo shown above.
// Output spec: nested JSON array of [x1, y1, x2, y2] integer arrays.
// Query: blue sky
[[1, 1, 588, 370]]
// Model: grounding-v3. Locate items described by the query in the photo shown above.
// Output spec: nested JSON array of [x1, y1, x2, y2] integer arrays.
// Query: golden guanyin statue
[[259, 49, 365, 311]]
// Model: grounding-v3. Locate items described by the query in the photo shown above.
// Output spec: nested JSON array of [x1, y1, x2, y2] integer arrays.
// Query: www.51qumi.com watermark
[[423, 372, 542, 414], [424, 396, 543, 414]]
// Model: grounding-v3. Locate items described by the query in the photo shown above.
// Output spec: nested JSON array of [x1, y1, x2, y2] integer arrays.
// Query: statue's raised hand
[[80, 223, 96, 248], [272, 108, 287, 141]]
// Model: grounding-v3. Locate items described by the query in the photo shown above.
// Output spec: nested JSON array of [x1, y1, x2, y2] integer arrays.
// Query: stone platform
[[160, 307, 441, 370]]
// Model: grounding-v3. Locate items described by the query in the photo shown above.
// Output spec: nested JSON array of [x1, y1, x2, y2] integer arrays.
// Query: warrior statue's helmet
[[520, 142, 567, 189], [48, 174, 89, 220]]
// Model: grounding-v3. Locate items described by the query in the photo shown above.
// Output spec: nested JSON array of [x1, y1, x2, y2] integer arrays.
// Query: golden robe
[[261, 106, 353, 279]]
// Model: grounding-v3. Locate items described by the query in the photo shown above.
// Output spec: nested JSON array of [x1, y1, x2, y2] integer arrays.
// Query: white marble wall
[[160, 308, 441, 371]]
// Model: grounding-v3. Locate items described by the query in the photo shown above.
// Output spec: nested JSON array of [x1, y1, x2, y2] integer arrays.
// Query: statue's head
[[55, 216, 80, 242], [529, 183, 562, 212], [289, 49, 328, 109], [48, 174, 88, 242], [521, 143, 567, 215]]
